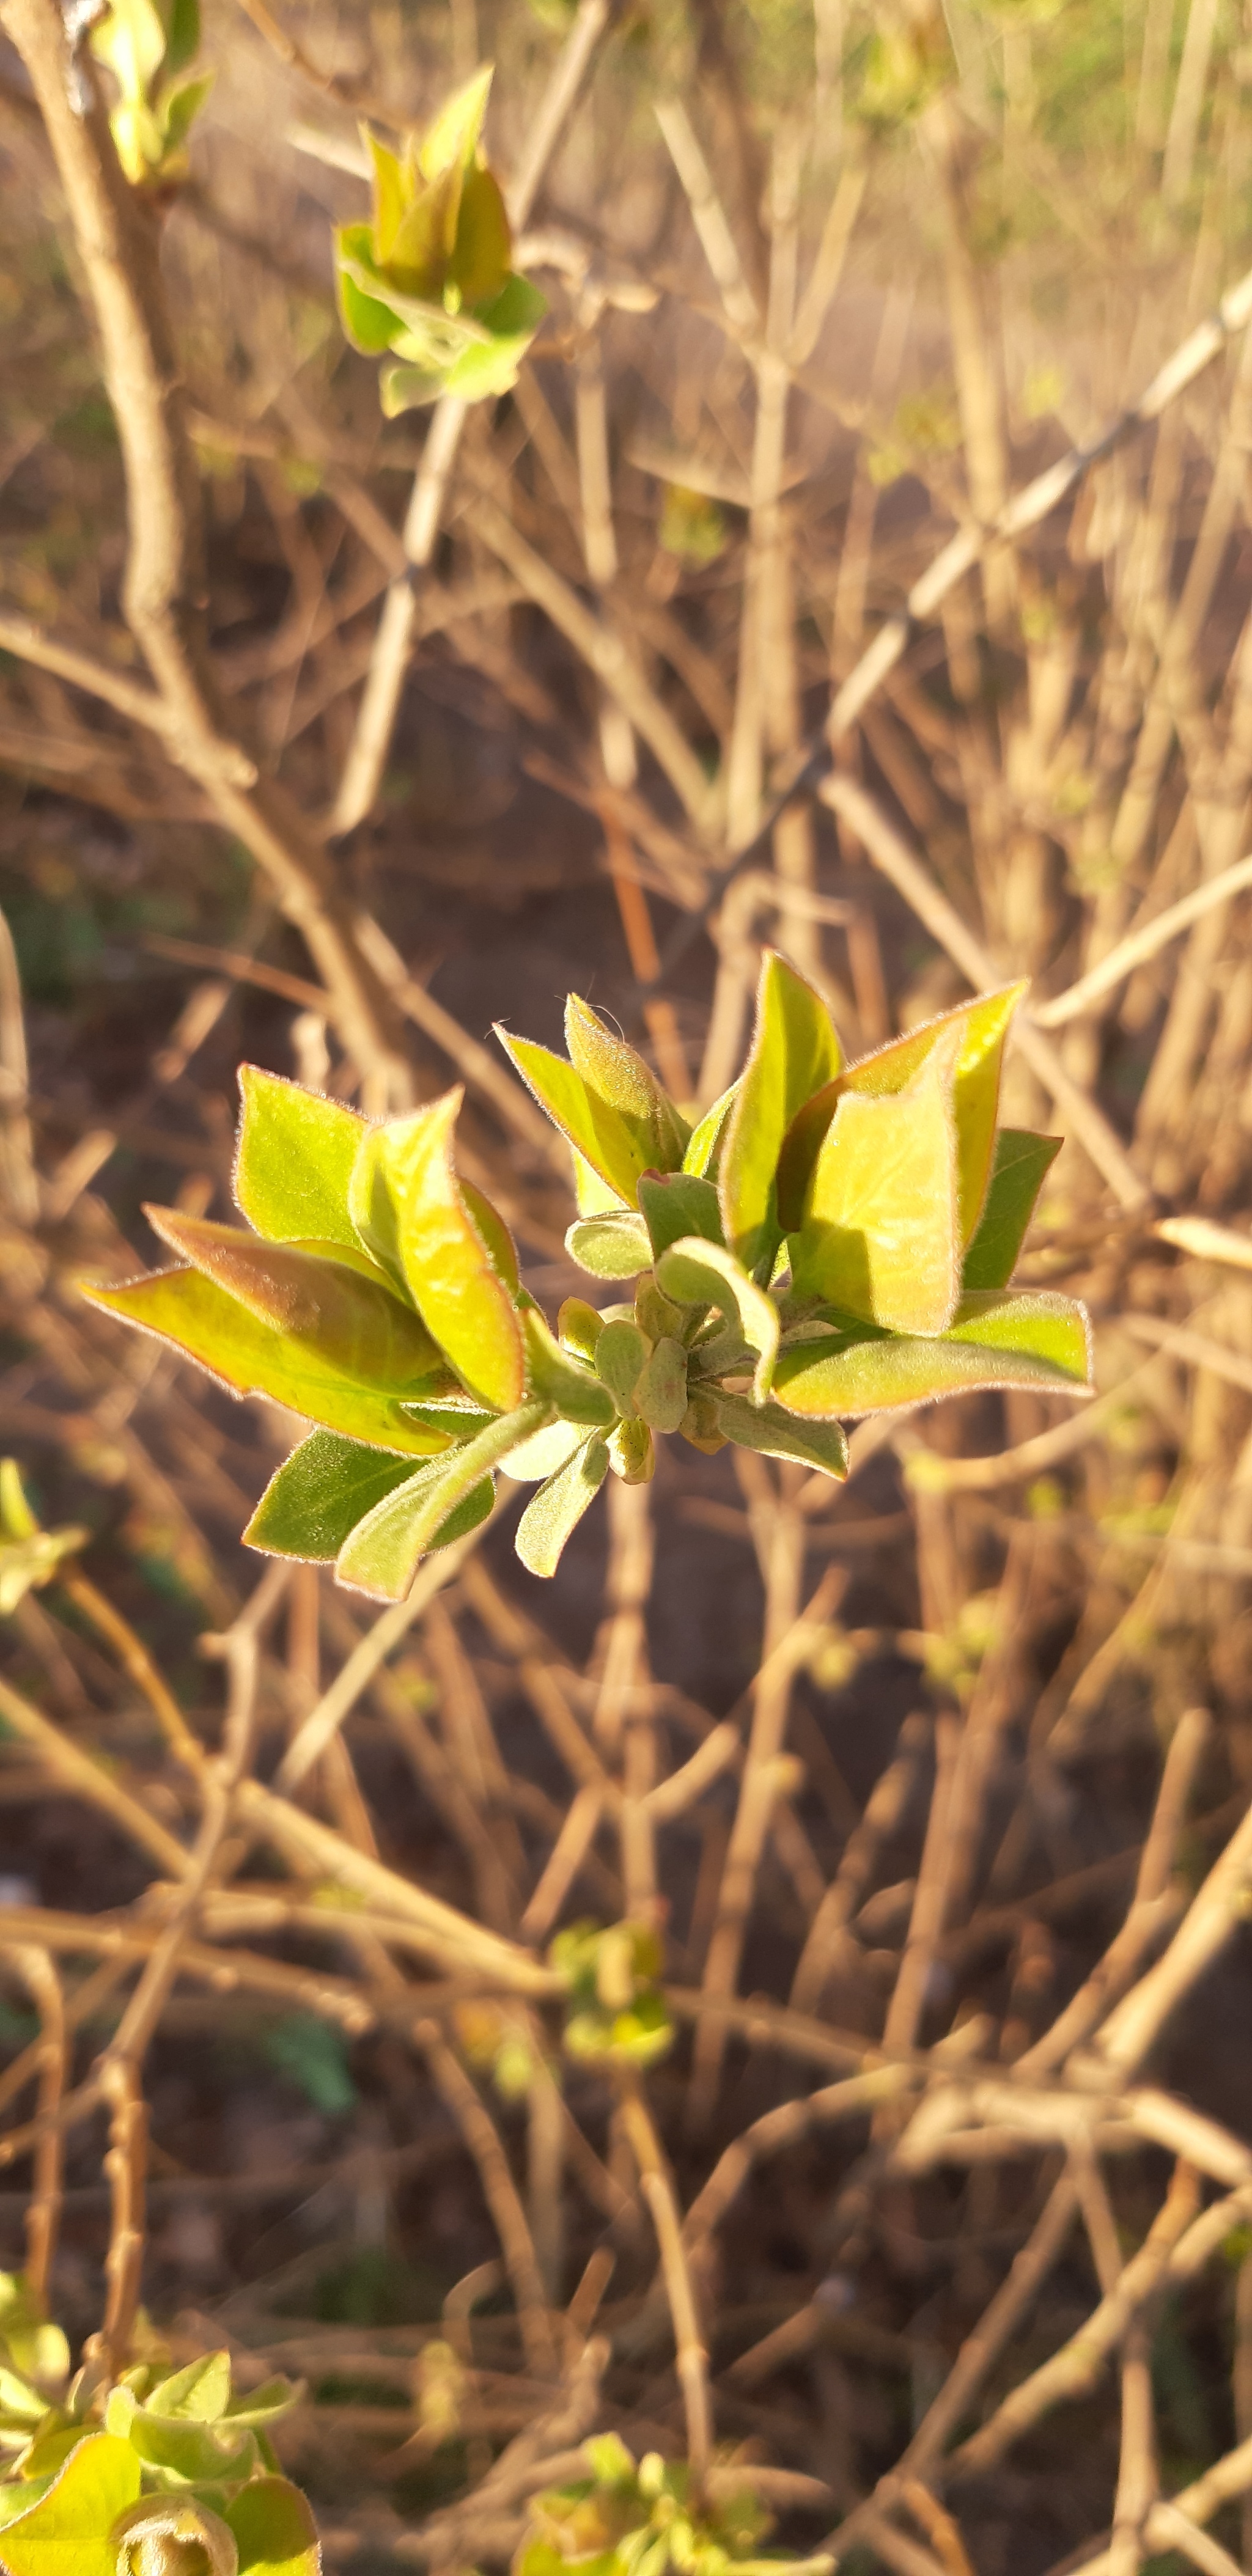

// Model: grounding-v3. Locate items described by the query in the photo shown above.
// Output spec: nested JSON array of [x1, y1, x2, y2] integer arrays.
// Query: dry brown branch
[[616, 2071, 713, 2478]]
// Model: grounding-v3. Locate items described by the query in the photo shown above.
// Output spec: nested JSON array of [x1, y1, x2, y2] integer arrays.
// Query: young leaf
[[789, 1029, 961, 1337], [114, 2499, 238, 2576], [682, 1080, 738, 1178], [565, 1211, 653, 1279], [521, 1307, 616, 1426], [655, 1238, 780, 1404], [0, 2432, 142, 2576], [416, 60, 493, 183], [556, 1298, 604, 1361], [144, 1209, 444, 1393], [355, 1092, 525, 1413], [714, 1393, 849, 1480], [772, 1302, 1091, 1418], [336, 1400, 548, 1598], [499, 1418, 588, 1483], [496, 1030, 657, 1207], [460, 1176, 520, 1294], [633, 1337, 689, 1434], [245, 1429, 428, 1561], [81, 1267, 452, 1456], [234, 1066, 366, 1252], [564, 996, 689, 1167], [637, 1170, 723, 1263], [606, 1417, 654, 1483], [719, 953, 842, 1280], [595, 1318, 650, 1417], [515, 1436, 609, 1577], [225, 2473, 322, 2576], [573, 1151, 625, 1216], [961, 1129, 1061, 1291]]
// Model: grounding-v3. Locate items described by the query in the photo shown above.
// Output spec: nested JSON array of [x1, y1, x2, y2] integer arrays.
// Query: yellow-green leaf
[[81, 1266, 451, 1456], [789, 1029, 961, 1337], [0, 2432, 141, 2576], [226, 2475, 322, 2576], [143, 1209, 443, 1393], [245, 1429, 429, 1560], [234, 1068, 368, 1249], [657, 1237, 780, 1404], [719, 952, 842, 1280], [682, 1079, 738, 1178], [564, 997, 689, 1168], [594, 1318, 650, 1416], [714, 1392, 849, 1479], [565, 1212, 652, 1279], [521, 1307, 616, 1426], [945, 1288, 1091, 1379], [353, 1092, 525, 1413], [772, 1296, 1091, 1420], [416, 61, 493, 183], [637, 1170, 723, 1263], [515, 1436, 609, 1577], [962, 1129, 1061, 1291], [633, 1337, 688, 1434], [336, 1400, 546, 1598], [496, 1030, 655, 1208]]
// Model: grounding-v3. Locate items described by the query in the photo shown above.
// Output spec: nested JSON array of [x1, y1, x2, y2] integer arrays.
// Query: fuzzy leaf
[[497, 1032, 656, 1208], [573, 1152, 624, 1216], [656, 1237, 780, 1404], [772, 1299, 1091, 1420], [719, 953, 842, 1280], [0, 2432, 141, 2576], [557, 1298, 604, 1361], [637, 1170, 723, 1263], [515, 1436, 609, 1576], [962, 1129, 1061, 1291], [789, 1028, 961, 1337], [81, 1267, 452, 1456], [144, 1209, 443, 1393], [564, 997, 689, 1167], [234, 1068, 367, 1250], [226, 2475, 322, 2575], [682, 1080, 738, 1178], [336, 1400, 547, 1598], [714, 1393, 849, 1480], [245, 1429, 426, 1560], [499, 1418, 587, 1483], [521, 1307, 616, 1426], [594, 1319, 650, 1417], [633, 1337, 689, 1434], [353, 1093, 525, 1413], [945, 1288, 1091, 1378], [565, 1212, 652, 1279]]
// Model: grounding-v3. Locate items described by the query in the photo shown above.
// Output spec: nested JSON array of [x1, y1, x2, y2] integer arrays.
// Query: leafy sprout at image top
[[81, 956, 1092, 1604]]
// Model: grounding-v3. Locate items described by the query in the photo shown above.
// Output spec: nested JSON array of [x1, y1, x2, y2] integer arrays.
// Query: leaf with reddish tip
[[142, 1209, 443, 1392], [81, 1267, 452, 1456]]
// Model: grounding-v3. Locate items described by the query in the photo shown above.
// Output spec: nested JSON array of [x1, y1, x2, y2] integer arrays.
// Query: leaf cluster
[[83, 960, 1089, 1599], [89, 0, 213, 188], [0, 2294, 316, 2574], [517, 2437, 830, 2576], [334, 67, 547, 416]]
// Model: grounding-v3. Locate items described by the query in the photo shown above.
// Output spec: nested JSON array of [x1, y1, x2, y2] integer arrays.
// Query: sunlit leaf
[[81, 1267, 452, 1456], [521, 1307, 616, 1426], [142, 1209, 444, 1393], [245, 1430, 427, 1560], [144, 2349, 231, 2421], [637, 1170, 723, 1263], [499, 1418, 587, 1483], [515, 1436, 609, 1576], [720, 953, 842, 1282], [449, 163, 512, 307], [789, 1029, 961, 1337], [556, 1298, 604, 1361], [416, 61, 493, 183], [633, 1337, 688, 1434], [234, 1067, 367, 1251], [594, 1319, 649, 1416], [946, 1288, 1091, 1379], [0, 2432, 141, 2576], [336, 1401, 546, 1598], [606, 1417, 653, 1483], [352, 1092, 525, 1413], [496, 1031, 655, 1208], [336, 222, 406, 354], [962, 1129, 1061, 1291], [573, 1151, 624, 1216], [565, 1212, 652, 1279], [713, 1391, 849, 1478], [773, 1297, 1091, 1418], [656, 1238, 780, 1403], [226, 2475, 322, 2576], [564, 997, 689, 1167], [114, 2497, 237, 2576]]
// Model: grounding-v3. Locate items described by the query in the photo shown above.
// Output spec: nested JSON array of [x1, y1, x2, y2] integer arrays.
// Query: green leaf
[[336, 1401, 547, 1599], [714, 1393, 849, 1479], [162, 0, 199, 78], [515, 1436, 609, 1576], [789, 1027, 961, 1337], [637, 1171, 723, 1263], [564, 996, 689, 1166], [416, 61, 493, 183], [962, 1129, 1061, 1291], [160, 66, 212, 149], [350, 1092, 525, 1414], [265, 2012, 357, 2115], [633, 1337, 688, 1434], [719, 952, 842, 1281], [234, 1066, 367, 1252], [656, 1237, 780, 1404], [145, 2349, 232, 2420], [365, 129, 407, 266], [521, 1308, 616, 1426], [0, 2432, 141, 2576], [945, 1288, 1091, 1379], [496, 1031, 655, 1208], [142, 1209, 444, 1394], [80, 1266, 453, 1457], [335, 223, 403, 354], [226, 2476, 322, 2576], [499, 1418, 587, 1483], [573, 1151, 624, 1216], [460, 1178, 520, 1294], [595, 1319, 650, 1416], [772, 1301, 1091, 1419], [682, 1079, 738, 1178], [556, 1297, 604, 1361], [245, 1429, 427, 1560], [565, 1212, 653, 1279], [449, 161, 512, 307]]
